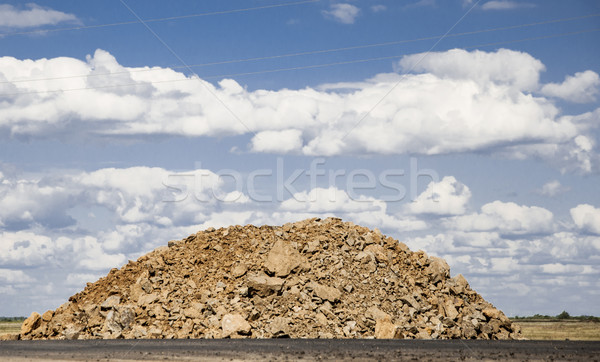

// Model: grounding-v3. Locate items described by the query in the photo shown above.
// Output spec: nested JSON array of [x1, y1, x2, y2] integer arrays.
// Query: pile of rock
[[17, 217, 522, 340]]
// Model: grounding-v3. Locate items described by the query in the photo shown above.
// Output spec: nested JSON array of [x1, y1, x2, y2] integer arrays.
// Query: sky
[[0, 0, 599, 318]]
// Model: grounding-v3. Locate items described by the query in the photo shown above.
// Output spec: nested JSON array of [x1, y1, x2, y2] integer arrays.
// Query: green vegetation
[[512, 311, 600, 322], [0, 317, 25, 322]]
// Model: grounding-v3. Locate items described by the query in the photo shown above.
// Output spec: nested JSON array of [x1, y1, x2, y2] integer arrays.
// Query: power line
[[117, 0, 253, 135], [1, 27, 598, 98], [0, 0, 320, 37], [3, 12, 599, 86]]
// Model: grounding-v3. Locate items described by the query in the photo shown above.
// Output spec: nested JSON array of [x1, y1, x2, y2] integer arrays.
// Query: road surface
[[1, 339, 599, 361]]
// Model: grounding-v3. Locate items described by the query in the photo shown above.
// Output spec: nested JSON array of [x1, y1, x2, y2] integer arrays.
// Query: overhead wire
[[0, 0, 320, 37], [2, 12, 599, 86], [1, 27, 598, 98]]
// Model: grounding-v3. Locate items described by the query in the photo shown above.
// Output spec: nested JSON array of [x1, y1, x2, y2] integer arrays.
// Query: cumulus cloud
[[251, 129, 303, 153], [536, 180, 570, 197], [571, 204, 600, 235], [0, 3, 79, 28], [541, 71, 600, 103], [481, 1, 535, 10], [1, 48, 598, 172], [405, 176, 471, 216], [322, 3, 360, 24], [397, 48, 544, 91], [449, 201, 554, 235]]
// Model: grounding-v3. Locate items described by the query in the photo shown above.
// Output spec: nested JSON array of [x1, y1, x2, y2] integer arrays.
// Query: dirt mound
[[17, 217, 522, 340]]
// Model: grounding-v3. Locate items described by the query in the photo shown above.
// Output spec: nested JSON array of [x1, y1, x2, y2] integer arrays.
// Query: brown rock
[[309, 282, 342, 303], [427, 256, 450, 283], [264, 239, 303, 277], [41, 310, 54, 322], [231, 263, 248, 278], [221, 314, 251, 337], [375, 317, 401, 339], [247, 272, 285, 297], [21, 312, 41, 335]]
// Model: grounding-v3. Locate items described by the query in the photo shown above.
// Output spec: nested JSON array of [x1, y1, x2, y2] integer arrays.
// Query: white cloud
[[251, 129, 303, 153], [571, 204, 600, 235], [481, 1, 535, 10], [0, 269, 34, 284], [1, 48, 598, 172], [370, 5, 387, 13], [397, 48, 544, 91], [541, 71, 600, 103], [0, 3, 79, 28], [450, 201, 554, 235], [405, 176, 471, 216], [536, 180, 570, 197], [322, 3, 360, 24]]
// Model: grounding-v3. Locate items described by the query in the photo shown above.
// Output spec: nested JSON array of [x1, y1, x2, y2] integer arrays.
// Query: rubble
[[18, 217, 522, 340]]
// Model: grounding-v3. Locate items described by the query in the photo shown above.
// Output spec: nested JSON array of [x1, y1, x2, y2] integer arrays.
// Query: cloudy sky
[[1, 0, 599, 317]]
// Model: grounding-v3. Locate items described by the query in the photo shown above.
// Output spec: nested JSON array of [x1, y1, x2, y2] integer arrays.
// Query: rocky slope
[[16, 217, 521, 340]]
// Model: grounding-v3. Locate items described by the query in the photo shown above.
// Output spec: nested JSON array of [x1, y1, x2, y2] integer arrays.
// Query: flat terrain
[[0, 339, 599, 361], [514, 320, 600, 340], [0, 321, 21, 335]]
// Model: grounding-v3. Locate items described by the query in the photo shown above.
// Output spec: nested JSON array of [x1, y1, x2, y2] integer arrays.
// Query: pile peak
[[17, 217, 522, 340]]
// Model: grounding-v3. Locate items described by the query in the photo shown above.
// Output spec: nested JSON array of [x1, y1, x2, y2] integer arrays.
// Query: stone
[[375, 317, 401, 339], [221, 314, 251, 337], [101, 295, 121, 310], [309, 282, 342, 303], [62, 324, 83, 340], [41, 310, 54, 322], [247, 272, 285, 297], [268, 316, 290, 337], [364, 244, 388, 263], [21, 312, 41, 335], [443, 299, 459, 320], [427, 256, 450, 283], [231, 263, 248, 278], [264, 239, 303, 277], [137, 293, 159, 306]]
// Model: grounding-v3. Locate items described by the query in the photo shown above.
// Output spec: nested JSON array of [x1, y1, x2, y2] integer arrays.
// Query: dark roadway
[[1, 339, 599, 361]]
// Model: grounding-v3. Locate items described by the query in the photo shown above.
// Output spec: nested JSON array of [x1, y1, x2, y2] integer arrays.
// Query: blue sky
[[1, 0, 600, 318]]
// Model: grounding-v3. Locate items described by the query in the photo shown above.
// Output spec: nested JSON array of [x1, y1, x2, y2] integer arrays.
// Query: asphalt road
[[1, 339, 599, 361]]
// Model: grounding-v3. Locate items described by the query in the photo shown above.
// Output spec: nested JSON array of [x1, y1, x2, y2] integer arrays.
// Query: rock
[[231, 263, 248, 278], [247, 272, 285, 297], [309, 282, 342, 303], [268, 316, 290, 337], [427, 256, 450, 283], [137, 293, 158, 306], [101, 295, 121, 310], [443, 299, 459, 320], [367, 306, 390, 322], [375, 317, 401, 339], [62, 324, 83, 340], [21, 312, 41, 335], [264, 239, 303, 277], [41, 310, 54, 322], [364, 244, 388, 263], [221, 314, 251, 337], [448, 274, 469, 294]]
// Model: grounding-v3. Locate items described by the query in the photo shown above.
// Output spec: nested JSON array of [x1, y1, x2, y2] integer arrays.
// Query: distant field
[[515, 320, 600, 340], [0, 321, 22, 335]]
